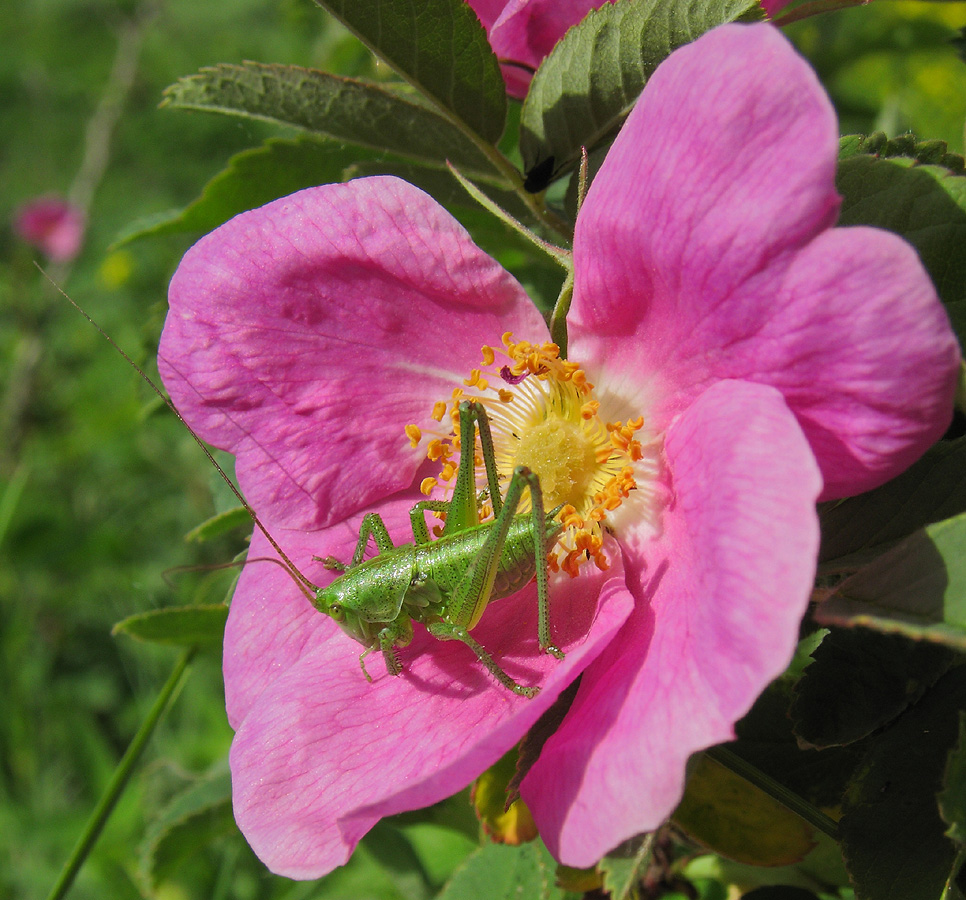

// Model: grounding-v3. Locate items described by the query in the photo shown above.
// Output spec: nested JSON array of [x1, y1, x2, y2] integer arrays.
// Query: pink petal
[[467, 0, 606, 98], [159, 176, 546, 530], [571, 23, 958, 500], [229, 556, 634, 878], [522, 380, 822, 866]]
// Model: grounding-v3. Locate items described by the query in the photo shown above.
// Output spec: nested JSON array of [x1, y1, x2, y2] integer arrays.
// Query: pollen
[[414, 333, 662, 576]]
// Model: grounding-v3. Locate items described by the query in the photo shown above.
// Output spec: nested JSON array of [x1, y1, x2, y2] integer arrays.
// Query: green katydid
[[56, 277, 565, 697], [314, 399, 565, 698]]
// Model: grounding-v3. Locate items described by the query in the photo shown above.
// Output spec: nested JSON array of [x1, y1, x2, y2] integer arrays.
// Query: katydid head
[[312, 583, 373, 647]]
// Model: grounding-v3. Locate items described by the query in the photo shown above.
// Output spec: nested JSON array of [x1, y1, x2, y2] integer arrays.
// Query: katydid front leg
[[317, 511, 397, 570]]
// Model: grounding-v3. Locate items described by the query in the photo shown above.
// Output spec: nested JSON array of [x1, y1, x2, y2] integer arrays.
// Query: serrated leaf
[[314, 0, 506, 143], [163, 63, 499, 177], [519, 0, 762, 188], [816, 511, 966, 649], [790, 629, 954, 749], [839, 132, 965, 173], [819, 437, 966, 567], [437, 840, 565, 900], [184, 505, 251, 543], [835, 144, 966, 342], [112, 605, 228, 649], [839, 667, 966, 900], [940, 714, 966, 846], [139, 767, 235, 891]]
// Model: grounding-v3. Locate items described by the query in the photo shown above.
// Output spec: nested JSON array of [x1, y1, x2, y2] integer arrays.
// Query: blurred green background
[[0, 0, 963, 898]]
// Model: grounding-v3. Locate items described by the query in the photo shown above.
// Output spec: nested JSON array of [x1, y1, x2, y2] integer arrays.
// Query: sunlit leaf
[[836, 136, 966, 342], [437, 840, 565, 900], [816, 511, 966, 649], [519, 0, 762, 188], [163, 64, 499, 177], [314, 0, 506, 143]]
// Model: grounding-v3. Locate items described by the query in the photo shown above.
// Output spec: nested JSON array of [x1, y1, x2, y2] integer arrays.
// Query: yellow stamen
[[405, 424, 422, 448], [412, 333, 659, 576]]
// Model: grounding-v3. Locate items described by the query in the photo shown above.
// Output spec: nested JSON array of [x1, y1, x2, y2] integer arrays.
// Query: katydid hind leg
[[523, 467, 564, 659], [427, 621, 538, 698]]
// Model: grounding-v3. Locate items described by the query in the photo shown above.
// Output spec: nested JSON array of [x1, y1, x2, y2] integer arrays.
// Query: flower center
[[406, 333, 659, 577], [513, 418, 597, 509]]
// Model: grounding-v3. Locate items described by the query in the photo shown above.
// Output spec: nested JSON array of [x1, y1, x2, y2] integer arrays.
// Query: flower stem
[[706, 746, 841, 840], [44, 648, 196, 900]]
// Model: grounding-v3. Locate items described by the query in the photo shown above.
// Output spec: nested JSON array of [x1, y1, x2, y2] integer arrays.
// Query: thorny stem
[[45, 649, 196, 900]]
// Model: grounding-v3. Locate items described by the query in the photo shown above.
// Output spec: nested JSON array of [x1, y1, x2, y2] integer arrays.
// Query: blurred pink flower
[[13, 196, 85, 262], [469, 0, 609, 98], [159, 24, 958, 878]]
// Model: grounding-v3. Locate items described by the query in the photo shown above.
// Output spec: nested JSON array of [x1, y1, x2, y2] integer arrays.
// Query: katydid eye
[[328, 602, 345, 622]]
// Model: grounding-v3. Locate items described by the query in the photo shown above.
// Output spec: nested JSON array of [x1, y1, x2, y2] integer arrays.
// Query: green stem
[[707, 746, 841, 841], [45, 648, 196, 900]]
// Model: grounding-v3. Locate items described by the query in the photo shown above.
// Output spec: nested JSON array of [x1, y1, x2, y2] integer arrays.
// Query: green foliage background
[[1, 0, 964, 898]]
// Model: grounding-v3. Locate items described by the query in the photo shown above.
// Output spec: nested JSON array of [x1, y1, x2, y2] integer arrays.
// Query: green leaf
[[437, 840, 567, 900], [816, 511, 966, 649], [836, 140, 966, 342], [112, 605, 228, 650], [314, 0, 506, 143], [519, 0, 763, 188], [139, 766, 235, 892], [599, 834, 655, 900], [163, 63, 500, 178], [673, 754, 817, 867], [359, 821, 435, 900], [184, 505, 251, 543], [819, 437, 966, 567], [839, 667, 966, 900], [940, 714, 966, 846], [113, 136, 379, 244], [790, 629, 954, 749]]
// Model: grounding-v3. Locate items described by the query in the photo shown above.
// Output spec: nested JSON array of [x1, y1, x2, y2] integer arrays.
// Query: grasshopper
[[57, 279, 564, 697], [314, 399, 565, 698]]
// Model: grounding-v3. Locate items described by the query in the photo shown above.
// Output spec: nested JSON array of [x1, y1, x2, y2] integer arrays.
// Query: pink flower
[[158, 24, 958, 877], [468, 0, 608, 98], [13, 196, 85, 262]]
